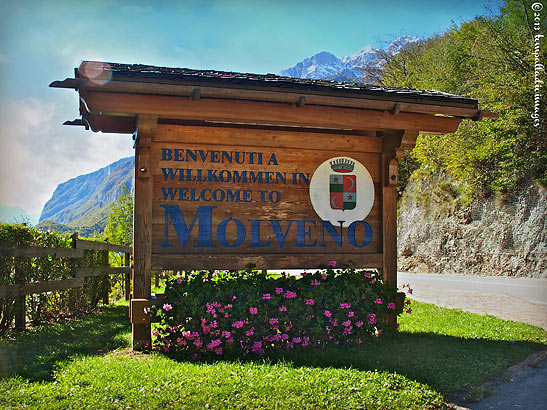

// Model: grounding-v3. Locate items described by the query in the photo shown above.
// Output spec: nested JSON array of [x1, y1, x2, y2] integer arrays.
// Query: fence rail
[[0, 233, 132, 331]]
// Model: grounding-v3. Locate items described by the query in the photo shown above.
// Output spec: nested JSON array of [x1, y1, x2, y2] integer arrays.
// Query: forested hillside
[[383, 0, 545, 200], [390, 0, 546, 277]]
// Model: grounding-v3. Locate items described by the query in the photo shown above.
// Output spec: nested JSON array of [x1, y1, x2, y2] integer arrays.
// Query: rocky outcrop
[[397, 177, 547, 278]]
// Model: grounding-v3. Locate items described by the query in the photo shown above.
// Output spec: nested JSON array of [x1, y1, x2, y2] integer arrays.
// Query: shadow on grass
[[0, 305, 131, 381], [168, 331, 545, 395], [266, 332, 545, 394]]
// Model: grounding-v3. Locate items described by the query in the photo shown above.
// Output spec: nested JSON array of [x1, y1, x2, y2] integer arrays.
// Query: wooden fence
[[0, 233, 132, 331]]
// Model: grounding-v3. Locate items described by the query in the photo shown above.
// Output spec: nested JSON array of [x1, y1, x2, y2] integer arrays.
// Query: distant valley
[[37, 157, 134, 236]]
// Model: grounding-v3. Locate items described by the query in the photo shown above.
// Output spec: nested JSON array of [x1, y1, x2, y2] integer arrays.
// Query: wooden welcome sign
[[151, 125, 382, 270], [52, 61, 493, 347]]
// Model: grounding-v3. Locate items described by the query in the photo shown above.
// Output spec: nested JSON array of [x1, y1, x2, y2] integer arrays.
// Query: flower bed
[[151, 265, 408, 359]]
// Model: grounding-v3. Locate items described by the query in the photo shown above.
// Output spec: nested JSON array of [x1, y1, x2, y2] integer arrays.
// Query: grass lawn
[[1, 300, 545, 409]]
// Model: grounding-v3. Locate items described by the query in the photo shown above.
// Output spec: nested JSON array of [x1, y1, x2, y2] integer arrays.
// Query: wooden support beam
[[0, 278, 85, 299], [74, 239, 132, 253], [381, 130, 419, 290], [74, 267, 132, 278], [132, 114, 157, 350], [57, 78, 495, 119], [124, 252, 131, 301], [0, 246, 84, 258], [82, 92, 463, 134]]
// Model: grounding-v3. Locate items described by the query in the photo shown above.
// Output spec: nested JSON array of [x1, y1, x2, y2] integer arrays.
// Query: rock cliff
[[397, 177, 547, 278]]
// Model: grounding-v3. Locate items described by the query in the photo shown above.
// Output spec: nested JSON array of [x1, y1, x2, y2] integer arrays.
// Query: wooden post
[[124, 252, 131, 301], [102, 249, 109, 305], [132, 114, 157, 350], [70, 233, 79, 310], [381, 130, 418, 288], [14, 265, 25, 332]]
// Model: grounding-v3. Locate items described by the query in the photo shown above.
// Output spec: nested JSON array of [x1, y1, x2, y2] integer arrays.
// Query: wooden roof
[[51, 61, 495, 134]]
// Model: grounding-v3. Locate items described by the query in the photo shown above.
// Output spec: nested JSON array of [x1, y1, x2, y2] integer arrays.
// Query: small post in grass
[[124, 252, 131, 301]]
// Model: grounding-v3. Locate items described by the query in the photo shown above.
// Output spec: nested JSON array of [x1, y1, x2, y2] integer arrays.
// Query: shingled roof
[[75, 62, 477, 107]]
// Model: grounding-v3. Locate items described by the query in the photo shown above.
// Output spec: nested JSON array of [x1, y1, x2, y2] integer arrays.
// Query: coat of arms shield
[[329, 174, 356, 210]]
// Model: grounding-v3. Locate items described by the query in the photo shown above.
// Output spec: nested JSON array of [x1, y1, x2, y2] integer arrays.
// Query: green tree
[[103, 185, 133, 246], [382, 0, 546, 201]]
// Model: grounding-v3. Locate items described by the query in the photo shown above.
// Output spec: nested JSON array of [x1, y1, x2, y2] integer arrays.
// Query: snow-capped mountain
[[280, 37, 421, 83], [279, 51, 349, 80]]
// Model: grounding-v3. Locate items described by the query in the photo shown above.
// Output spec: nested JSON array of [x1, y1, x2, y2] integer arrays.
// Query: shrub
[[0, 223, 111, 333], [151, 265, 406, 359]]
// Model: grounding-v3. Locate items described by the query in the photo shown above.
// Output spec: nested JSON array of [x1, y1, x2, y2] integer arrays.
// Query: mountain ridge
[[38, 157, 134, 232], [279, 36, 421, 83]]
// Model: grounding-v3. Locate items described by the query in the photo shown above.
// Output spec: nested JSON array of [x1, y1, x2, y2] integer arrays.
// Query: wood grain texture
[[74, 239, 132, 253], [78, 79, 486, 118], [148, 126, 384, 269], [0, 246, 84, 258], [132, 115, 157, 350], [151, 253, 383, 271], [83, 91, 462, 134]]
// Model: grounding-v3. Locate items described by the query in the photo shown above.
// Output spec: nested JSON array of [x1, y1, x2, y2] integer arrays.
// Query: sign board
[[150, 124, 383, 270]]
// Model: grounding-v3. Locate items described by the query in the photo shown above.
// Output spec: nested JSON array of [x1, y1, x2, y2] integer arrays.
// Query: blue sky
[[0, 0, 502, 223]]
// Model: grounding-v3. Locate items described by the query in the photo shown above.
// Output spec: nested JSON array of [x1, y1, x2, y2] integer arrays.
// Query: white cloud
[[0, 94, 134, 217]]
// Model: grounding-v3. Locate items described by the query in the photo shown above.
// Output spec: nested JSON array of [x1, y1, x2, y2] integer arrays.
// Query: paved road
[[397, 272, 547, 410], [398, 272, 547, 305], [398, 272, 547, 330]]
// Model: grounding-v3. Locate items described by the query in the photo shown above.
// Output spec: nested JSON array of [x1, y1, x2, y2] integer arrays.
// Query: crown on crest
[[330, 158, 355, 173]]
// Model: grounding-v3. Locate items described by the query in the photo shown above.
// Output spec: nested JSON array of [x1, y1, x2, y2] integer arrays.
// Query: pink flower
[[387, 302, 396, 310], [311, 280, 321, 286], [163, 303, 173, 311], [371, 278, 377, 284], [249, 307, 258, 315], [356, 321, 363, 328], [283, 291, 297, 299], [405, 300, 411, 305], [321, 274, 327, 280], [246, 329, 255, 336], [222, 331, 231, 339], [275, 287, 284, 294], [374, 298, 383, 305], [377, 329, 383, 336], [323, 310, 332, 318], [279, 305, 287, 312], [339, 303, 351, 309], [408, 288, 413, 295], [332, 319, 338, 327], [269, 318, 278, 325], [342, 320, 351, 327], [406, 308, 412, 314], [262, 293, 272, 300], [328, 260, 337, 267], [176, 278, 182, 285], [214, 348, 223, 355], [292, 337, 301, 344], [306, 299, 315, 306], [152, 330, 159, 337], [281, 333, 289, 340], [207, 339, 222, 350], [348, 311, 355, 317], [364, 272, 371, 278], [232, 321, 245, 329]]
